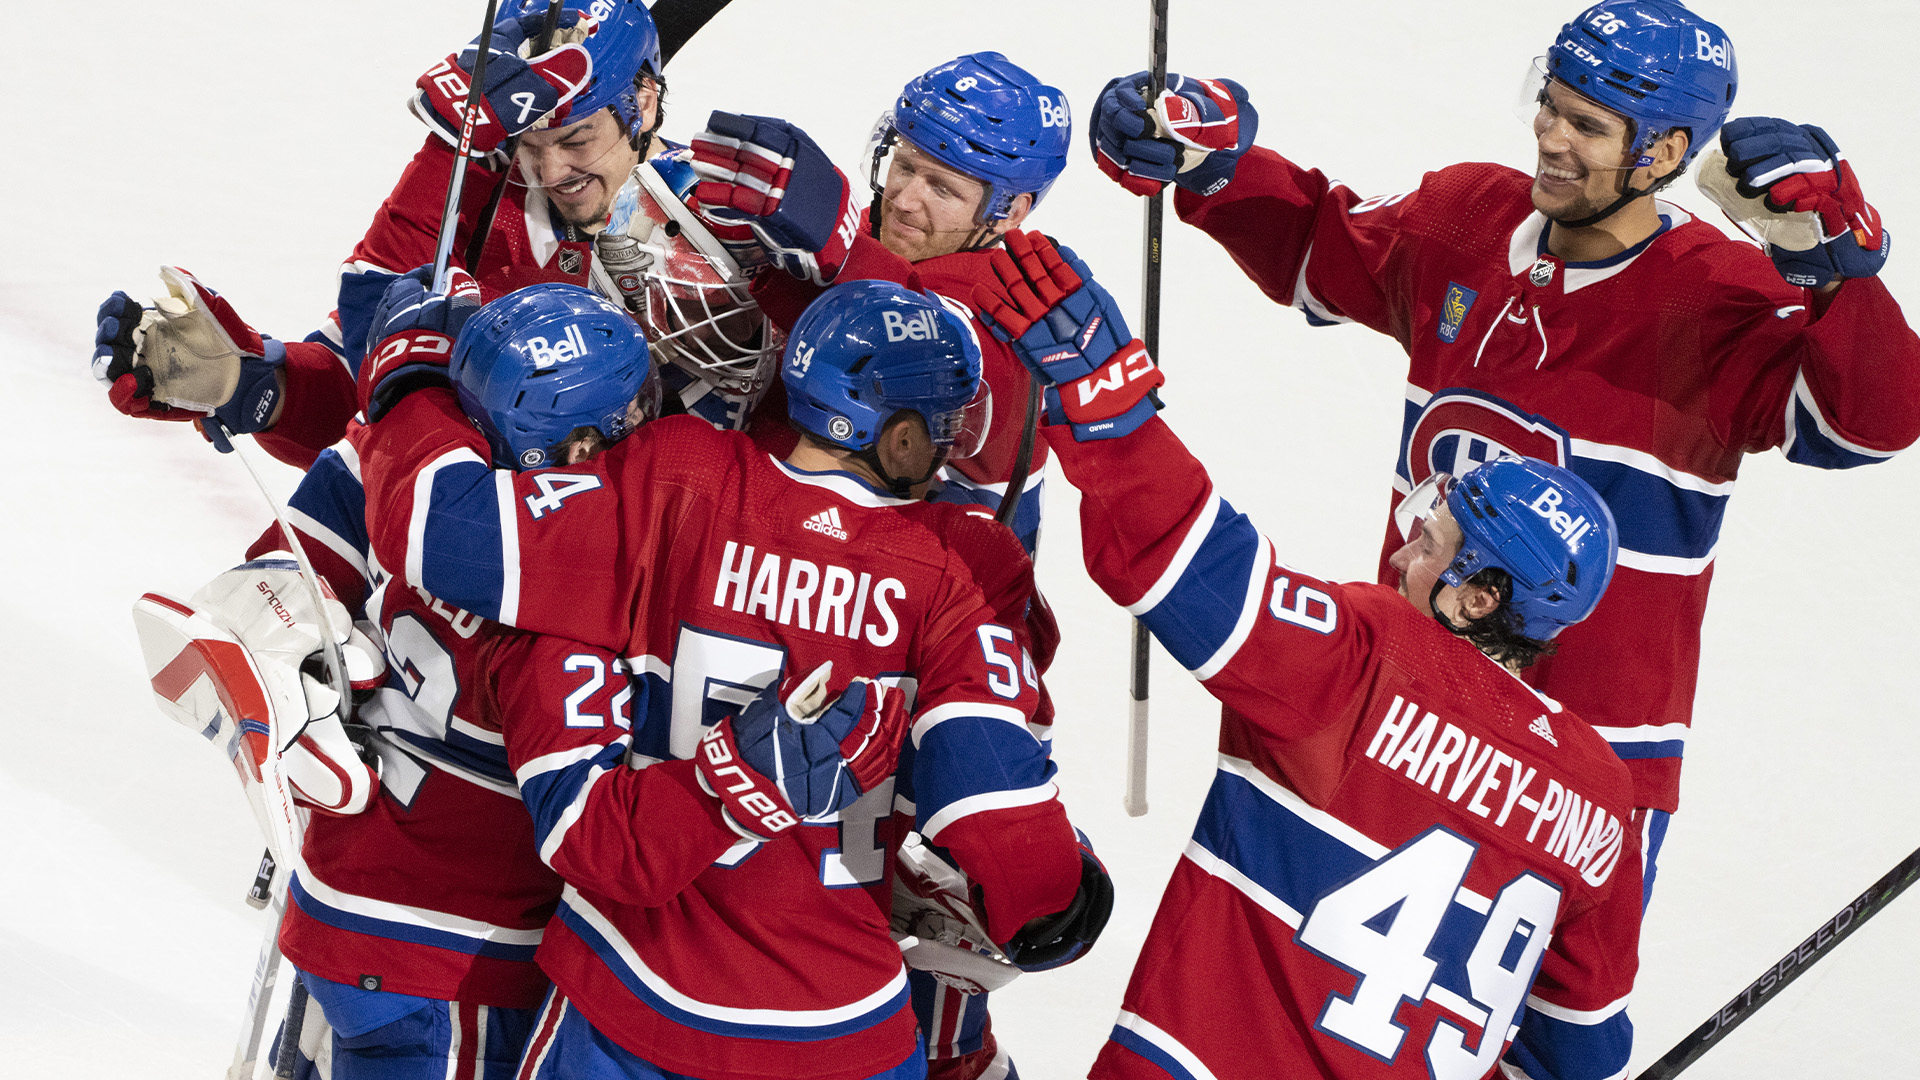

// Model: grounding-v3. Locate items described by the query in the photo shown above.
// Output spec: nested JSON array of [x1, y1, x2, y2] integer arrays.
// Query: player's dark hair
[[625, 72, 668, 151], [1456, 568, 1559, 670]]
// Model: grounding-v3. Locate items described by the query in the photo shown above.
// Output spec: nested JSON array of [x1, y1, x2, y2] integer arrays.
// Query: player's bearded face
[[878, 141, 1003, 262], [1528, 81, 1642, 223], [517, 109, 643, 230]]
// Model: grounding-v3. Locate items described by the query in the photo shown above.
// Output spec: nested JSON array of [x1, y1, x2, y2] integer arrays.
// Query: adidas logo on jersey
[[803, 507, 849, 541], [1529, 713, 1559, 747]]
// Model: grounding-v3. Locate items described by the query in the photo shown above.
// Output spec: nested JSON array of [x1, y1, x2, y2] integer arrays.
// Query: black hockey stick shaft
[[431, 0, 501, 295], [273, 978, 311, 1078], [1124, 0, 1170, 819], [1633, 843, 1920, 1080], [465, 1, 564, 270], [996, 384, 1040, 529]]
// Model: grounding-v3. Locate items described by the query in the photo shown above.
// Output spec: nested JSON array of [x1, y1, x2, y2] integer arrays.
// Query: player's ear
[[994, 193, 1035, 237], [1646, 128, 1689, 182], [1459, 581, 1503, 622]]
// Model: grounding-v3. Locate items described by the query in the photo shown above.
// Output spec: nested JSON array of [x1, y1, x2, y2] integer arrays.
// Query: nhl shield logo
[[558, 247, 584, 276], [1437, 282, 1477, 344], [1529, 258, 1556, 287], [828, 416, 854, 442]]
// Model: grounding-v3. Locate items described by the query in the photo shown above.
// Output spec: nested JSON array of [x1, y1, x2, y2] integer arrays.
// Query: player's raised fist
[[411, 9, 594, 157], [91, 268, 288, 451], [1710, 117, 1890, 288], [358, 267, 481, 422], [691, 112, 859, 285], [1093, 71, 1258, 198], [974, 231, 1163, 441]]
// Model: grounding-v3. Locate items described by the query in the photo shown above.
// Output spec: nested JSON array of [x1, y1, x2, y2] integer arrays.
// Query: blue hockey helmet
[[782, 280, 982, 452], [1545, 1, 1736, 167], [505, 0, 662, 142], [874, 52, 1073, 222], [450, 283, 657, 470], [1399, 456, 1617, 640]]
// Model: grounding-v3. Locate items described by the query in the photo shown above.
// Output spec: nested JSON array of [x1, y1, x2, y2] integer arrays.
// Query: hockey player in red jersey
[[974, 229, 1643, 1080], [1088, 0, 1920, 900], [241, 278, 660, 1079], [90, 0, 782, 462], [353, 277, 1103, 1080], [690, 51, 1074, 556]]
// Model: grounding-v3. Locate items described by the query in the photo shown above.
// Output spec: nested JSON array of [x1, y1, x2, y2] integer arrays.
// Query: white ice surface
[[4, 1, 1917, 1076]]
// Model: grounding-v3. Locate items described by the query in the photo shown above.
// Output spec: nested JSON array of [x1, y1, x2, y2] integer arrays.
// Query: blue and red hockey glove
[[357, 267, 480, 422], [412, 9, 594, 158], [1720, 117, 1890, 288], [973, 231, 1163, 441], [690, 111, 861, 285], [1092, 72, 1258, 198], [92, 268, 287, 452], [696, 662, 909, 841]]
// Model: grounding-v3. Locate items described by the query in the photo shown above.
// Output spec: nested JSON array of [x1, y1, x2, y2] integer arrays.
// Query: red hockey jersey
[[1175, 151, 1920, 811], [1050, 419, 1641, 1080], [356, 394, 1084, 1078], [251, 424, 564, 1009]]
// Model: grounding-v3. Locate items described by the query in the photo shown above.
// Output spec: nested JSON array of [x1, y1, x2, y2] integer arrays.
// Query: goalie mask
[[594, 154, 785, 398]]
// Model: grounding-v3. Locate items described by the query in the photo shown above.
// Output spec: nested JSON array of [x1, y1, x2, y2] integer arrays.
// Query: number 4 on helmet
[[131, 560, 387, 854]]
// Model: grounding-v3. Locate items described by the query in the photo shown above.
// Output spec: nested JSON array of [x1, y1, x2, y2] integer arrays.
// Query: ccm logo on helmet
[[1694, 29, 1732, 69], [1529, 487, 1597, 547], [884, 309, 941, 343]]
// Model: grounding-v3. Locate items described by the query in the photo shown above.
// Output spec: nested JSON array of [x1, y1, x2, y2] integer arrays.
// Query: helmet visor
[[949, 381, 992, 459], [1517, 58, 1652, 174], [1393, 471, 1455, 545]]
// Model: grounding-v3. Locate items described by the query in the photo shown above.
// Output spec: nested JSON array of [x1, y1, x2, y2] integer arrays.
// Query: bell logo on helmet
[[1528, 486, 1596, 547], [1694, 28, 1732, 69], [1038, 95, 1069, 130], [884, 308, 941, 343], [526, 323, 591, 369]]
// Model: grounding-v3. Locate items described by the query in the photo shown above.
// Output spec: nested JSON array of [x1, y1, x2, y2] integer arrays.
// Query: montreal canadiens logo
[[828, 416, 854, 442], [1402, 388, 1571, 487]]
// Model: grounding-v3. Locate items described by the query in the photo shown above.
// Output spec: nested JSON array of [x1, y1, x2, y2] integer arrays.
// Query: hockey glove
[[736, 661, 908, 817], [358, 267, 481, 422], [1705, 118, 1891, 288], [92, 268, 288, 452], [1002, 839, 1114, 971], [411, 9, 593, 158], [973, 231, 1164, 441], [1093, 72, 1258, 198], [891, 834, 1023, 995], [691, 112, 860, 285]]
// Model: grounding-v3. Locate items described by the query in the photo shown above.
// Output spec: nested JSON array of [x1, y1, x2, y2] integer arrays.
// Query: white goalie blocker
[[132, 557, 386, 846], [891, 833, 1022, 996]]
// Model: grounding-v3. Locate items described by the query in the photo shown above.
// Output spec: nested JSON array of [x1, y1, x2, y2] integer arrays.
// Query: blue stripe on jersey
[[519, 740, 634, 851], [1138, 500, 1262, 672], [1194, 769, 1571, 1047], [910, 715, 1058, 826], [1507, 1008, 1635, 1080], [1107, 1023, 1203, 1080], [338, 268, 402, 374], [288, 873, 539, 961], [1785, 396, 1891, 469], [1602, 736, 1685, 761], [289, 448, 372, 569], [1570, 457, 1727, 561], [419, 460, 509, 622], [928, 474, 1044, 556], [553, 898, 911, 1041], [629, 669, 675, 763]]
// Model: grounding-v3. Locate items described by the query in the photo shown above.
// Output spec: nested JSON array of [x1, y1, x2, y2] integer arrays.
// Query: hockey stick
[[431, 0, 502, 295], [1631, 844, 1920, 1080], [461, 0, 738, 270], [995, 386, 1040, 530], [1123, 0, 1170, 820]]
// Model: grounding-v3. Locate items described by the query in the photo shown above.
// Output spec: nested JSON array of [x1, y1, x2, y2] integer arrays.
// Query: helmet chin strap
[[1550, 179, 1655, 230], [854, 445, 948, 498], [1428, 578, 1473, 638]]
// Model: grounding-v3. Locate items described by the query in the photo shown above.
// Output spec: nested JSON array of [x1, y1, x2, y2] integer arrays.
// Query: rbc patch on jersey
[[1437, 283, 1477, 344]]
